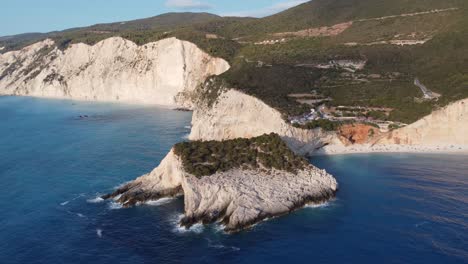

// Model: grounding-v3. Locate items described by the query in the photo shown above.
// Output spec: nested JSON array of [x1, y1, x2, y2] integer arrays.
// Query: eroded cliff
[[0, 37, 229, 108], [104, 148, 338, 232], [378, 99, 468, 146], [190, 89, 342, 155], [190, 88, 468, 155]]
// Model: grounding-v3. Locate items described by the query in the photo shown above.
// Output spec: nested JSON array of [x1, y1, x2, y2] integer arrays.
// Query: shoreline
[[0, 94, 194, 111], [3, 96, 467, 158], [312, 144, 468, 156]]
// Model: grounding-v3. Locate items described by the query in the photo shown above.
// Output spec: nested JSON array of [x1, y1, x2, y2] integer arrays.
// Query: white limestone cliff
[[190, 89, 342, 155], [377, 99, 468, 146], [104, 150, 338, 232], [190, 88, 468, 155], [0, 37, 229, 108]]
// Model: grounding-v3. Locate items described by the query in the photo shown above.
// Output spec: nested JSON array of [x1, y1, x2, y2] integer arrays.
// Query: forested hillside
[[1, 0, 467, 124]]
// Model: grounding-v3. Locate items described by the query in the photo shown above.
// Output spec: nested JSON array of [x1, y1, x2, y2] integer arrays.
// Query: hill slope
[[1, 0, 468, 125]]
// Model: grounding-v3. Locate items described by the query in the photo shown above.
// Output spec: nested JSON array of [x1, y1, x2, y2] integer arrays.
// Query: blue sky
[[0, 0, 308, 36]]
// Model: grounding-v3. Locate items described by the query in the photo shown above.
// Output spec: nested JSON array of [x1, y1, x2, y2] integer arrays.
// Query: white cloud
[[165, 0, 212, 10], [223, 0, 308, 17]]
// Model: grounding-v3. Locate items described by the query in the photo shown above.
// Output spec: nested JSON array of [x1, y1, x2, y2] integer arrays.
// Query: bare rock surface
[[104, 150, 338, 232], [189, 89, 340, 155], [0, 37, 229, 108], [190, 88, 468, 156]]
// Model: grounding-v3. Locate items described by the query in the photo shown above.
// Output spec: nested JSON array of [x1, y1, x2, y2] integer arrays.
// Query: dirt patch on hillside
[[273, 22, 353, 38]]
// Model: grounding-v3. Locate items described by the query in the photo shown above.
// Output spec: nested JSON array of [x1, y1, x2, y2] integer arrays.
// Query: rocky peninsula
[[102, 134, 338, 232]]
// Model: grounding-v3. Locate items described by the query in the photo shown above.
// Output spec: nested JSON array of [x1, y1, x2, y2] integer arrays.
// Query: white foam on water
[[208, 243, 240, 251], [72, 194, 85, 201], [305, 202, 330, 208], [60, 201, 70, 206], [184, 125, 192, 129], [415, 221, 429, 228], [113, 181, 131, 190], [206, 238, 240, 251], [108, 202, 123, 210], [145, 198, 175, 206], [182, 133, 190, 139], [77, 213, 85, 218], [87, 197, 104, 204], [171, 214, 205, 234], [213, 223, 227, 233], [96, 229, 103, 238], [305, 199, 337, 209]]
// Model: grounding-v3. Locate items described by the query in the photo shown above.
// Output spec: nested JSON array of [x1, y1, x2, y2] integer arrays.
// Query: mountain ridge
[[1, 0, 468, 125]]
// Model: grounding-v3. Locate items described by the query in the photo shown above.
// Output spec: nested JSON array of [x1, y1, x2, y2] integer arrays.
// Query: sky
[[0, 0, 308, 37]]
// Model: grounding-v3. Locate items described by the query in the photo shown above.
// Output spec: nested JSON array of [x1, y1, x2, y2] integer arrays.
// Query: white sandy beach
[[316, 144, 468, 156]]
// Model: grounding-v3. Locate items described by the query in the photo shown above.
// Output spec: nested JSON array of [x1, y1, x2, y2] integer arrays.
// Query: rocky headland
[[103, 134, 338, 232]]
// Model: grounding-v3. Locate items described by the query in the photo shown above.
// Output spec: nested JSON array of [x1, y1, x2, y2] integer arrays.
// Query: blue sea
[[0, 96, 467, 264]]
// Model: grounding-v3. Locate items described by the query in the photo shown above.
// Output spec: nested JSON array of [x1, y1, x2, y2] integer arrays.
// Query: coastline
[[0, 94, 195, 111], [314, 144, 468, 156]]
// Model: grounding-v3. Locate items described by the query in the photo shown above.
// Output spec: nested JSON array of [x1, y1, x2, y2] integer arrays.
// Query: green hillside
[[224, 0, 463, 37], [1, 0, 468, 125]]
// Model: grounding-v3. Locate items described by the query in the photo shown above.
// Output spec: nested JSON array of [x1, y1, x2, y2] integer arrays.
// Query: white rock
[[106, 150, 338, 232], [190, 89, 341, 155], [190, 89, 468, 155], [0, 37, 229, 108]]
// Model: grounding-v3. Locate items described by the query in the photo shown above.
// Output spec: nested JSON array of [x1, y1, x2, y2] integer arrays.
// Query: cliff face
[[104, 150, 338, 232], [190, 89, 342, 155], [0, 37, 229, 108], [191, 89, 468, 154], [378, 99, 468, 146]]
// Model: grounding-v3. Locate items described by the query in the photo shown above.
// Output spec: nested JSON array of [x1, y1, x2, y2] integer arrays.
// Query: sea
[[0, 96, 467, 264]]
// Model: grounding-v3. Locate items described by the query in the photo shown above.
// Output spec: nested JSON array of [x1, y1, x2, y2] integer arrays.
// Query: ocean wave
[[72, 194, 85, 200], [87, 196, 104, 204], [60, 194, 86, 206], [171, 214, 205, 234], [305, 202, 330, 208], [113, 181, 131, 190], [144, 198, 175, 206], [182, 133, 190, 140], [184, 125, 192, 130], [305, 198, 337, 209], [108, 202, 123, 210], [96, 229, 103, 238], [206, 238, 240, 251], [415, 221, 429, 228]]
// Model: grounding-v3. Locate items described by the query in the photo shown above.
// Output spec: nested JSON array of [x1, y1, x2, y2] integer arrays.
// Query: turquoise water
[[0, 96, 467, 264]]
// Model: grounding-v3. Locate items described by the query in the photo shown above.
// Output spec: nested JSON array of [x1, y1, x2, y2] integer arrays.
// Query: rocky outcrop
[[102, 150, 185, 207], [103, 150, 338, 232], [0, 37, 229, 108]]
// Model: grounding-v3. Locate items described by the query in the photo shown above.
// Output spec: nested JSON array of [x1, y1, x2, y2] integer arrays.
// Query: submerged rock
[[103, 143, 338, 232]]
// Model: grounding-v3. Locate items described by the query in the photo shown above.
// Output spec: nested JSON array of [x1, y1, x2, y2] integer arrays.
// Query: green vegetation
[[2, 0, 468, 125], [173, 133, 309, 178], [366, 110, 387, 121]]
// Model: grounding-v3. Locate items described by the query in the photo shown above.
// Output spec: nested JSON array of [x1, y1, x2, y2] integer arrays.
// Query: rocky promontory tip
[[102, 133, 338, 232]]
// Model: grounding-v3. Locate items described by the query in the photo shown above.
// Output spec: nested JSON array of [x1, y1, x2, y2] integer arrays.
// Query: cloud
[[165, 0, 212, 10], [223, 0, 308, 17]]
